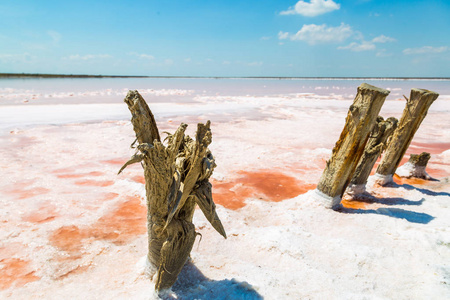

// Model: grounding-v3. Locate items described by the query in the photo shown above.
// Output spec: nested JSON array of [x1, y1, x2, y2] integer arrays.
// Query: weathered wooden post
[[395, 152, 432, 179], [345, 116, 398, 197], [374, 89, 439, 185], [119, 90, 226, 291], [314, 83, 390, 209]]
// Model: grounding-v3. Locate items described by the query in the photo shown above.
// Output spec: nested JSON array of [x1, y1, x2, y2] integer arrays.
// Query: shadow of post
[[339, 207, 434, 224], [159, 261, 263, 300], [349, 192, 425, 206], [384, 181, 450, 197], [402, 184, 450, 197]]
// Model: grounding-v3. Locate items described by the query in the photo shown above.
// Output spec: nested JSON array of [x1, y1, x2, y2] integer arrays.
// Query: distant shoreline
[[1, 73, 449, 81], [0, 73, 148, 79]]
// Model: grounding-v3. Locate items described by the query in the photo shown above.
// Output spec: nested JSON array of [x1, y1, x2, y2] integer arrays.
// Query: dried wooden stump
[[119, 90, 226, 291], [345, 116, 398, 197], [374, 89, 439, 185], [396, 152, 432, 179], [315, 83, 390, 209]]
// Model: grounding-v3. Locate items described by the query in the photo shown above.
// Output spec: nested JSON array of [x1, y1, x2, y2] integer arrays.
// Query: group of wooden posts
[[119, 84, 439, 292], [315, 83, 439, 210]]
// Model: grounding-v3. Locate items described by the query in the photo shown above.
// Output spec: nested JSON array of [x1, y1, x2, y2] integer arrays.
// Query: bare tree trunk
[[315, 83, 390, 209], [395, 152, 431, 179], [345, 116, 398, 197], [119, 91, 226, 291], [374, 89, 439, 185]]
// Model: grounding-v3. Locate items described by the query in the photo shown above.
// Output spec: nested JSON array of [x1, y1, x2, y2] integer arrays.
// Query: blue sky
[[1, 0, 449, 77]]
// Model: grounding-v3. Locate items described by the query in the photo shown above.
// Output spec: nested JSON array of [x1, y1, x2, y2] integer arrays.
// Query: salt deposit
[[0, 78, 449, 299]]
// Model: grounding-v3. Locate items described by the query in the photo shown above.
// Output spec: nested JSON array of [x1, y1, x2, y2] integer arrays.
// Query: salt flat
[[0, 79, 449, 299]]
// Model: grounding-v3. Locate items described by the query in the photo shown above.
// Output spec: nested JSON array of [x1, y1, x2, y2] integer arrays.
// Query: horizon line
[[1, 73, 450, 80]]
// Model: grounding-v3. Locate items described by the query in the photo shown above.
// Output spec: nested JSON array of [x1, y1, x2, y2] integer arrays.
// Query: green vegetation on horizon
[[0, 73, 449, 80]]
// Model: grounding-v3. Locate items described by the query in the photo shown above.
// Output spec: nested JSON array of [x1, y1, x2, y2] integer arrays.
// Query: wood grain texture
[[121, 90, 226, 291], [396, 152, 432, 180], [316, 83, 389, 209], [408, 152, 431, 167], [376, 89, 439, 180], [350, 116, 398, 186]]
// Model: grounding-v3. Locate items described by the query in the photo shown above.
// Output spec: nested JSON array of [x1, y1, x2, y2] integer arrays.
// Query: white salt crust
[[396, 162, 431, 179], [1, 81, 450, 300], [345, 183, 366, 196], [372, 173, 394, 186], [312, 189, 341, 210]]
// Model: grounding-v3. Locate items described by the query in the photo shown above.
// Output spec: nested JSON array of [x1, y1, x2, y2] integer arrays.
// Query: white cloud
[[280, 23, 353, 45], [372, 35, 396, 43], [47, 30, 61, 44], [338, 34, 395, 52], [280, 0, 340, 17], [248, 61, 263, 66], [222, 61, 231, 65], [128, 52, 154, 60], [376, 49, 393, 57], [139, 54, 154, 60], [66, 54, 112, 60], [164, 59, 173, 65], [403, 46, 449, 55], [260, 36, 271, 40], [338, 41, 375, 52], [0, 53, 34, 63], [184, 58, 191, 62], [278, 31, 290, 40]]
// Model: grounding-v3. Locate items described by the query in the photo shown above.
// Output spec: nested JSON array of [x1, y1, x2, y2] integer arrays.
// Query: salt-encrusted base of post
[[345, 184, 367, 197], [312, 189, 342, 209], [372, 173, 394, 186], [315, 83, 390, 210], [396, 152, 431, 179], [375, 89, 439, 185]]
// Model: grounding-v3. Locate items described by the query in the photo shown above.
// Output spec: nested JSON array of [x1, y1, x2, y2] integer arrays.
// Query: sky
[[0, 0, 449, 77]]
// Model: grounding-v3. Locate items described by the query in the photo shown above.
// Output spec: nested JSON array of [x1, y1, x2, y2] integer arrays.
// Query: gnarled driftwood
[[119, 90, 226, 291], [345, 116, 398, 197]]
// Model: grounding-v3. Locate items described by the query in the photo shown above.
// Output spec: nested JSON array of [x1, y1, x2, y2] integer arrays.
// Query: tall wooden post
[[374, 89, 439, 185], [345, 116, 398, 197], [120, 91, 226, 291], [315, 83, 390, 209]]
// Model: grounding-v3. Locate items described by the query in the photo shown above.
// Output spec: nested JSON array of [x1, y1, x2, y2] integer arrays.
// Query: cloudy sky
[[1, 0, 449, 77]]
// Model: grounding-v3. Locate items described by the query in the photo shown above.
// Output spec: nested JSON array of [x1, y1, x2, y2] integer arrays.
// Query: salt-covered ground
[[0, 79, 449, 299]]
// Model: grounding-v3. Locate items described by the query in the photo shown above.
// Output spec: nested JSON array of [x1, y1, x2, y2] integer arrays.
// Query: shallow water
[[1, 77, 450, 106]]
